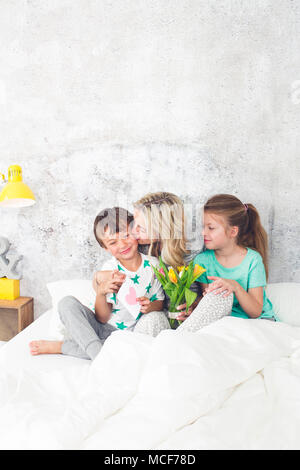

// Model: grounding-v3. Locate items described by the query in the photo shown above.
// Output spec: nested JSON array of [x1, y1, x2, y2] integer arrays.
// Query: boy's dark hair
[[94, 207, 134, 247]]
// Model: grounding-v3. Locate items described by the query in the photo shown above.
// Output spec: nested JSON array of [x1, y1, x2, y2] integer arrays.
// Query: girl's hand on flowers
[[206, 276, 238, 297], [136, 296, 152, 314]]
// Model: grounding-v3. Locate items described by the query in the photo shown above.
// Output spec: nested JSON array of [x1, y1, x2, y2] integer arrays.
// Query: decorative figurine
[[0, 236, 23, 280]]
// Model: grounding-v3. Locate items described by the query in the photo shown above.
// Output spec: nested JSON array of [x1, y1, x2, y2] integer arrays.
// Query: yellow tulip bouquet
[[152, 257, 206, 327]]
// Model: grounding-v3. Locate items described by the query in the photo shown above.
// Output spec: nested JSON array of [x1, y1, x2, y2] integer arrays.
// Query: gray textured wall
[[0, 0, 299, 317]]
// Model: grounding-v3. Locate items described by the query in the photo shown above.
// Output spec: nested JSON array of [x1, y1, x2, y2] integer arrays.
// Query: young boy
[[29, 207, 168, 360]]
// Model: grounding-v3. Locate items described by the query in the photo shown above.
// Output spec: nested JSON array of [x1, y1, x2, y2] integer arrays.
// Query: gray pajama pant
[[58, 296, 170, 360]]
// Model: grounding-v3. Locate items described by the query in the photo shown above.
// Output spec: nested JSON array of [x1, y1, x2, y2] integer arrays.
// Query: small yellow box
[[0, 278, 20, 300]]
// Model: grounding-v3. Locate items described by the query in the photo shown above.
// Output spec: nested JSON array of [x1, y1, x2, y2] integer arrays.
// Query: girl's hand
[[136, 296, 152, 314], [206, 276, 238, 297]]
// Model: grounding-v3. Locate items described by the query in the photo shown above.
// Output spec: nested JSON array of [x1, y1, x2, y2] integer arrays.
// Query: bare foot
[[29, 340, 63, 356]]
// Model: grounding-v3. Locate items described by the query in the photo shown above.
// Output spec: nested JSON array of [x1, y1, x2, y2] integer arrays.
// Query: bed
[[0, 281, 300, 450]]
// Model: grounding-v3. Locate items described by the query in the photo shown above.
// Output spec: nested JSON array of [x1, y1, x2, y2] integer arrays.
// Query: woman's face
[[132, 209, 152, 244]]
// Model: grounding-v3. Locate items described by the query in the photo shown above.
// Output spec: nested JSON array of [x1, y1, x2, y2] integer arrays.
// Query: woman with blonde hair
[[132, 191, 187, 267]]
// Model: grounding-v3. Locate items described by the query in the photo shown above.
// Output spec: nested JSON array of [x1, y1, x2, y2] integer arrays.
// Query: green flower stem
[[175, 287, 185, 310]]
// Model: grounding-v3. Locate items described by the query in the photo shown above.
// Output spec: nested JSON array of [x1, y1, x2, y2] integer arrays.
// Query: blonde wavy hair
[[133, 192, 187, 267]]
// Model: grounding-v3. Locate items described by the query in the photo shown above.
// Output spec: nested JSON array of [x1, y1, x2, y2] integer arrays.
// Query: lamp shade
[[0, 165, 36, 208]]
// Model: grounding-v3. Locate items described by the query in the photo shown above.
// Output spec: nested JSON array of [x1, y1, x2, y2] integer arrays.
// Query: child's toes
[[29, 341, 39, 354]]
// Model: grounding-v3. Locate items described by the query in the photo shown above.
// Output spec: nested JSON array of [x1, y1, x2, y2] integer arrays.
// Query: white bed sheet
[[0, 310, 90, 376], [1, 311, 300, 450]]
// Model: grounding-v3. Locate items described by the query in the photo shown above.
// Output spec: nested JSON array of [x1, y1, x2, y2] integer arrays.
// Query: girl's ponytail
[[204, 194, 269, 279], [238, 203, 269, 279]]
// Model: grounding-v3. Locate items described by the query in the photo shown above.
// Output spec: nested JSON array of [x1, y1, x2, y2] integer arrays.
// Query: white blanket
[[1, 316, 300, 450]]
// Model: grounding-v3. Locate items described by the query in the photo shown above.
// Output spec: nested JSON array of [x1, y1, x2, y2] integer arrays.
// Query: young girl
[[177, 194, 276, 332]]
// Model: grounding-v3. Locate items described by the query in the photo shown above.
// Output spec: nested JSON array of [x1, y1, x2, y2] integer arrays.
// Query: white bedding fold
[[1, 316, 300, 450], [82, 317, 300, 450]]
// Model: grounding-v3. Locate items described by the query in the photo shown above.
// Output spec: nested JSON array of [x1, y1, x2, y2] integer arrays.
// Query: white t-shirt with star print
[[100, 253, 165, 331]]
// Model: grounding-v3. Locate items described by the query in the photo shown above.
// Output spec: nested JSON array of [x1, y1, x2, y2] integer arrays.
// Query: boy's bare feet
[[29, 340, 63, 356]]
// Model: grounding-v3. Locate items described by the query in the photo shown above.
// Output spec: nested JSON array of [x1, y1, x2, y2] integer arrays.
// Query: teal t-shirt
[[193, 248, 276, 320]]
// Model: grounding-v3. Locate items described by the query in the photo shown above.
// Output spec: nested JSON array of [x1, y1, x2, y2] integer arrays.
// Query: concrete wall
[[0, 0, 299, 317]]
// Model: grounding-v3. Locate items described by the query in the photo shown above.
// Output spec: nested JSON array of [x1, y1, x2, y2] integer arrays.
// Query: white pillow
[[47, 280, 96, 340], [266, 283, 300, 326]]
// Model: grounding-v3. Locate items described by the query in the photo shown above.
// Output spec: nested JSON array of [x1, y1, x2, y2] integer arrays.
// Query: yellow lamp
[[0, 165, 35, 208]]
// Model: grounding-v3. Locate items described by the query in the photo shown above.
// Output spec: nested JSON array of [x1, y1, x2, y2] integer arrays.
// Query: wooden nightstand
[[0, 297, 34, 341]]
